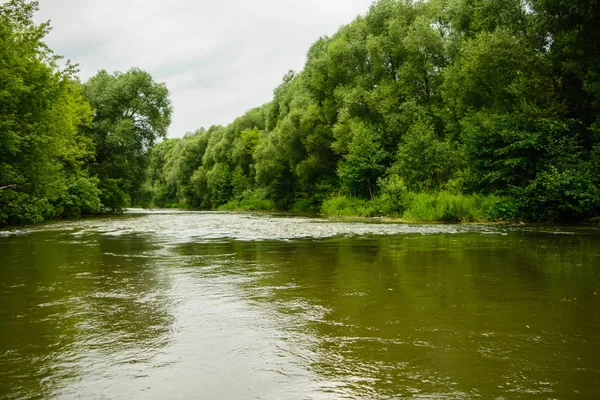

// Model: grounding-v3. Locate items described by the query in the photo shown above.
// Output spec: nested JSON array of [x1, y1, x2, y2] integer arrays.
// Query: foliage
[[337, 121, 388, 199], [4, 0, 600, 224], [141, 0, 600, 221], [218, 199, 277, 212], [0, 0, 96, 225], [83, 68, 172, 209], [58, 177, 103, 217], [394, 119, 461, 192], [376, 175, 410, 217], [402, 192, 503, 223], [513, 166, 599, 221], [321, 191, 514, 222], [321, 196, 381, 218]]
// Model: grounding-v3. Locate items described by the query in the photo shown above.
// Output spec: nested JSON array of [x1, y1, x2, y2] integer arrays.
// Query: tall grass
[[402, 192, 500, 222], [218, 198, 277, 211], [321, 192, 515, 222], [320, 196, 380, 218]]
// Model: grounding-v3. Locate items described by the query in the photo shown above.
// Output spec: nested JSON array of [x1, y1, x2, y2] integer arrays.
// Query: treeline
[[147, 0, 600, 221], [3, 0, 600, 225], [0, 1, 171, 225]]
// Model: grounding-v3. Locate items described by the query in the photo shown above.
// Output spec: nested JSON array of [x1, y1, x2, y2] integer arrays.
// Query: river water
[[1, 210, 599, 399]]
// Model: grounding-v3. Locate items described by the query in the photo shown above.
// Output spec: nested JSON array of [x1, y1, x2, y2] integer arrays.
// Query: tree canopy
[[83, 68, 172, 210], [145, 0, 600, 221], [0, 0, 172, 224], [2, 0, 599, 224], [0, 0, 95, 224]]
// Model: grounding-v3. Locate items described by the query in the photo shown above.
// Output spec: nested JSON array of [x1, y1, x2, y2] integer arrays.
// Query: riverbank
[[210, 192, 516, 223], [320, 193, 516, 223], [2, 194, 598, 228]]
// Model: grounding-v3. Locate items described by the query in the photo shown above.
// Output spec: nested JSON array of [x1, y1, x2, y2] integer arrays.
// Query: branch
[[0, 184, 18, 190]]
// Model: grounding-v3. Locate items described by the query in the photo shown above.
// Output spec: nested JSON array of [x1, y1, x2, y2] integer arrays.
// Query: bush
[[206, 163, 233, 207], [321, 196, 380, 217], [485, 196, 517, 220], [377, 175, 409, 217], [136, 182, 155, 209], [59, 177, 102, 217], [401, 192, 440, 221], [402, 191, 506, 222], [99, 178, 130, 212], [320, 192, 513, 222], [218, 189, 277, 211], [291, 198, 314, 212], [394, 119, 461, 192], [0, 191, 54, 225], [514, 166, 599, 221], [218, 199, 276, 211]]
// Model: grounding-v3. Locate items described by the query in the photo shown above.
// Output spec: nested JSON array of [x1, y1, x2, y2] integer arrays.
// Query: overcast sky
[[32, 0, 374, 137]]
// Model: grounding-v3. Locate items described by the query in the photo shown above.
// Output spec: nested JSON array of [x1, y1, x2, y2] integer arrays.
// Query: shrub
[[0, 191, 54, 225], [99, 178, 130, 212], [219, 189, 277, 211], [60, 177, 103, 217], [513, 166, 599, 221], [485, 196, 517, 220], [377, 175, 409, 217], [394, 119, 461, 192], [218, 199, 276, 211], [291, 198, 314, 212], [321, 196, 380, 217], [402, 191, 506, 222]]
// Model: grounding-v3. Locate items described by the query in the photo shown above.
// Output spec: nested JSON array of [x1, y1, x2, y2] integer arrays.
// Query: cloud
[[34, 0, 373, 137]]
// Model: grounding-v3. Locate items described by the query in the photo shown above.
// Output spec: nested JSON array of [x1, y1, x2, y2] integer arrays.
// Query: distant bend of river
[[1, 210, 599, 399]]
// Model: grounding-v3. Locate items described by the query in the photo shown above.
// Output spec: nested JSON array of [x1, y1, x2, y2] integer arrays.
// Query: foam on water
[[1, 209, 516, 242]]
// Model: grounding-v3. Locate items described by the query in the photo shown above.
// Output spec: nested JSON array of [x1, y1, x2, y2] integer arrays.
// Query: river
[[1, 210, 599, 399]]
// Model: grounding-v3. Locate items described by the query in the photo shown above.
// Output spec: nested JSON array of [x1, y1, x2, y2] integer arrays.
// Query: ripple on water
[[2, 209, 598, 399], [0, 209, 519, 244]]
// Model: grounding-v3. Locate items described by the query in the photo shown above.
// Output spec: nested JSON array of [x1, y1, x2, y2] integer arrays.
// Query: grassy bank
[[218, 199, 277, 211], [321, 192, 517, 223], [157, 192, 518, 223]]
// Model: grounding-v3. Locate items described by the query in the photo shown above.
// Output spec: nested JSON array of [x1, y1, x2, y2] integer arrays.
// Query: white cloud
[[33, 0, 373, 137]]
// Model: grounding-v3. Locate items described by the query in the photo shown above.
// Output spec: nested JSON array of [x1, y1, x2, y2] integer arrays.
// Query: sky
[[32, 0, 374, 138]]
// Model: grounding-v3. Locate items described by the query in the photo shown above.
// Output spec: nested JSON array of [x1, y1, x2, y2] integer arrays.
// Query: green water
[[1, 211, 599, 399]]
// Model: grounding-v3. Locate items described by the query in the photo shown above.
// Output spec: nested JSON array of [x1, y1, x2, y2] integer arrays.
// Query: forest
[[2, 0, 600, 225]]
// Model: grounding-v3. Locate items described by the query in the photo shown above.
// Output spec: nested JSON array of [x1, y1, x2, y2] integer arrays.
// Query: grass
[[402, 192, 497, 222], [321, 192, 515, 222], [218, 198, 277, 211], [161, 203, 193, 209], [320, 196, 380, 218]]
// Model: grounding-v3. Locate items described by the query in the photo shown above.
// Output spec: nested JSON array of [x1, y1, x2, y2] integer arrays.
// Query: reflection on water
[[0, 211, 599, 399], [0, 234, 174, 399]]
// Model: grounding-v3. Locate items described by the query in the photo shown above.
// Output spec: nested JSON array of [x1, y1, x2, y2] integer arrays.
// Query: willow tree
[[83, 68, 172, 210]]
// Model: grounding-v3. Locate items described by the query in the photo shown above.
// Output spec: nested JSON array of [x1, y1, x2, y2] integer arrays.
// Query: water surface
[[1, 211, 599, 398]]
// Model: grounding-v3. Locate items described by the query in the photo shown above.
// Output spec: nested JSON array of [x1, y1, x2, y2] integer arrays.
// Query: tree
[[337, 121, 387, 199], [0, 0, 95, 224], [394, 118, 459, 192], [138, 0, 599, 221], [83, 68, 172, 210]]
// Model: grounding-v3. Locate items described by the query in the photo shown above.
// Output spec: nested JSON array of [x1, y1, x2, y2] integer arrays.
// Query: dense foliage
[[0, 1, 171, 225], [83, 68, 172, 211], [146, 0, 599, 221], [2, 0, 599, 224]]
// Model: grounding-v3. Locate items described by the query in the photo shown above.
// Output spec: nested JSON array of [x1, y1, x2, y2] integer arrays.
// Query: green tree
[[337, 122, 387, 199], [83, 68, 172, 210], [141, 0, 600, 221], [0, 0, 95, 225], [394, 118, 460, 192]]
